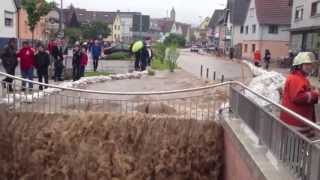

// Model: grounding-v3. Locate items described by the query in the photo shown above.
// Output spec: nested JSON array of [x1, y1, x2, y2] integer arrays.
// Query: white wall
[[232, 25, 245, 45], [0, 0, 17, 38], [260, 25, 290, 41], [242, 0, 261, 41], [120, 15, 133, 42], [241, 0, 290, 42], [291, 0, 320, 29]]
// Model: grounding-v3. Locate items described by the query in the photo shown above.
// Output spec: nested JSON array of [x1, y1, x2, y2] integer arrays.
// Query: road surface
[[178, 50, 247, 81]]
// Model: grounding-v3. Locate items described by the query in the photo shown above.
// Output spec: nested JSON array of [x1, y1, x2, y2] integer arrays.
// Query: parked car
[[190, 46, 199, 53]]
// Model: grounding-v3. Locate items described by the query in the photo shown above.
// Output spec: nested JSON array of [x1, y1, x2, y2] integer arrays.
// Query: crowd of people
[[0, 38, 154, 92], [0, 38, 98, 92]]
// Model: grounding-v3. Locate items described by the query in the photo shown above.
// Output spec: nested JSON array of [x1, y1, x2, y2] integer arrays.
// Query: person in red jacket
[[17, 41, 35, 91], [280, 52, 319, 136], [80, 46, 88, 78], [254, 50, 261, 67]]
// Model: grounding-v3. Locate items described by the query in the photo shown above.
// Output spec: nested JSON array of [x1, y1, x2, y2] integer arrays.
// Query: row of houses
[[63, 6, 151, 43], [63, 6, 192, 43], [0, 0, 192, 47], [206, 0, 320, 60], [0, 0, 60, 47], [149, 8, 192, 43]]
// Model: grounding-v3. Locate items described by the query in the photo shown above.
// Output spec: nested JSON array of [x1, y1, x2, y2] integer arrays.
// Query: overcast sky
[[54, 0, 227, 26]]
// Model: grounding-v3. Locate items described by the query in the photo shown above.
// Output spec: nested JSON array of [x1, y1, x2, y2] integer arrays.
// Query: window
[[269, 25, 279, 34], [252, 44, 256, 52], [311, 1, 320, 16], [249, 8, 255, 17], [244, 44, 248, 53], [245, 26, 249, 34], [4, 11, 14, 27], [295, 6, 304, 20], [252, 25, 256, 34], [240, 26, 244, 34]]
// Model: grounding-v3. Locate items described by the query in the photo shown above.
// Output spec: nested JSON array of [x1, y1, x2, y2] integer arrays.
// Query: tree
[[164, 33, 186, 47], [81, 22, 111, 40], [21, 0, 55, 45], [64, 27, 82, 45]]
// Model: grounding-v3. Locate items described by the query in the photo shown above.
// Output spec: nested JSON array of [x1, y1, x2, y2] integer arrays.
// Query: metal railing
[[230, 86, 320, 180], [1, 71, 320, 179]]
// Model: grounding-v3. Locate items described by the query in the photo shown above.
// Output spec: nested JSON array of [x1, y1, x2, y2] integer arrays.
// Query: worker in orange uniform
[[280, 52, 319, 137], [254, 50, 261, 67]]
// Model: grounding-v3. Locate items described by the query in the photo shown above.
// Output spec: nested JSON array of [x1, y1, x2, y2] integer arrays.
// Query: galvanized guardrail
[[0, 71, 320, 180]]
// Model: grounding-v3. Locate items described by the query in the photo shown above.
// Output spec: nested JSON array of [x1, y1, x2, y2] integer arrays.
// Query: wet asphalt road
[[178, 49, 244, 81]]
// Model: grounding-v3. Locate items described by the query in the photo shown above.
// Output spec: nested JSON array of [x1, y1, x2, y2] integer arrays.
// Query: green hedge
[[103, 52, 132, 60]]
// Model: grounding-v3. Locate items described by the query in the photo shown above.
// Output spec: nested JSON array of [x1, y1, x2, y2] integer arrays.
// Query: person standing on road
[[91, 40, 102, 72], [147, 45, 154, 66], [264, 49, 271, 70], [140, 42, 149, 71], [280, 52, 319, 137], [1, 38, 18, 92], [35, 44, 50, 90], [17, 41, 35, 91], [72, 45, 81, 81], [80, 46, 88, 78], [254, 50, 261, 67], [52, 43, 64, 81]]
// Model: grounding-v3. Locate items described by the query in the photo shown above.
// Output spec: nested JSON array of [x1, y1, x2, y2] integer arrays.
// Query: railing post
[[213, 71, 216, 81], [221, 75, 224, 83], [200, 65, 203, 77], [206, 68, 209, 79], [309, 145, 320, 180]]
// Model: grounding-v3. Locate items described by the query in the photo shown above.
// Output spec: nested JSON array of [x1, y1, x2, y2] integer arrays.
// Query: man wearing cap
[[280, 52, 319, 136]]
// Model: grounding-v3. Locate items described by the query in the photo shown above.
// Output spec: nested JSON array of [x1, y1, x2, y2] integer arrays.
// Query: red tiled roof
[[255, 0, 291, 25]]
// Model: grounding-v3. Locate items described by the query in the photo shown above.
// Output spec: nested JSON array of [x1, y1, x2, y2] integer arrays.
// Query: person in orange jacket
[[254, 50, 261, 67], [280, 52, 319, 136]]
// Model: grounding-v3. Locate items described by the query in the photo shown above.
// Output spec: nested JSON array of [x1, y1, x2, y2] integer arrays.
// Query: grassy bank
[[151, 59, 170, 70], [85, 71, 111, 77]]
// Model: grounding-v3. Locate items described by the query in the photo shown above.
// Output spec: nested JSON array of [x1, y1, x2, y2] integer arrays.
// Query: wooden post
[[221, 75, 224, 83]]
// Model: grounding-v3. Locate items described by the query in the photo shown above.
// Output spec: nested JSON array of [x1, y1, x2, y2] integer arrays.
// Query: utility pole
[[59, 0, 64, 38], [139, 13, 143, 40]]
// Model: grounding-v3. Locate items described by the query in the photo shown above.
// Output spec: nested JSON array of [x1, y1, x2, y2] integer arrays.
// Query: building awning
[[290, 26, 320, 32]]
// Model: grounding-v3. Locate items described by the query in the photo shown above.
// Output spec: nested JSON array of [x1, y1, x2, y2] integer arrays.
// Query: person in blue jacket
[[91, 40, 102, 72]]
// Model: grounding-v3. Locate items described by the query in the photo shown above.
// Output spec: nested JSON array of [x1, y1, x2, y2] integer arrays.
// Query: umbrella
[[132, 41, 144, 53]]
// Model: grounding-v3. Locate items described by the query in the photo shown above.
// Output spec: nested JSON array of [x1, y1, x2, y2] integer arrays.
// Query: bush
[[154, 42, 166, 63], [151, 58, 170, 70], [164, 34, 186, 48], [103, 52, 132, 60], [165, 45, 180, 72], [148, 69, 156, 76]]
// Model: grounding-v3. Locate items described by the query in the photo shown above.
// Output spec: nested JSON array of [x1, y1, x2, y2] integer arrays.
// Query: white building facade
[[241, 0, 291, 60], [0, 0, 17, 47]]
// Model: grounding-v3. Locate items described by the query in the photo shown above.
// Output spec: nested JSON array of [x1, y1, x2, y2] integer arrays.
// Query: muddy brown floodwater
[[0, 111, 224, 180]]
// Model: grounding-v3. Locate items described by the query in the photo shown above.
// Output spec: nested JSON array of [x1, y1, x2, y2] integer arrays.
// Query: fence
[[200, 65, 225, 82], [230, 86, 320, 180], [0, 71, 320, 180]]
